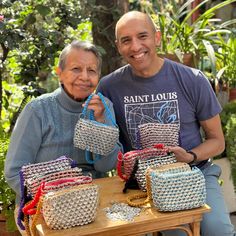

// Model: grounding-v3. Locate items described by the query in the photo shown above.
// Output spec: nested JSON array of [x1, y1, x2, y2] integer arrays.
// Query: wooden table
[[35, 176, 210, 236]]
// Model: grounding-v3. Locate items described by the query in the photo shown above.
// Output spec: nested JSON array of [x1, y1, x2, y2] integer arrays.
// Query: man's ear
[[155, 31, 161, 47], [115, 39, 121, 55]]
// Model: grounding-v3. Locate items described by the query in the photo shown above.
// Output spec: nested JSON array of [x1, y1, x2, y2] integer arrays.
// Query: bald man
[[97, 11, 235, 236]]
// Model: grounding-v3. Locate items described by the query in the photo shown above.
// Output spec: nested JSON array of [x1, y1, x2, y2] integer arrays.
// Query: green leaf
[[35, 5, 51, 17], [202, 40, 216, 75], [25, 13, 36, 25]]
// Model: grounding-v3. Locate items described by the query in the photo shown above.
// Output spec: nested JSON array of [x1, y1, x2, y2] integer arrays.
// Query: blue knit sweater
[[4, 86, 122, 204]]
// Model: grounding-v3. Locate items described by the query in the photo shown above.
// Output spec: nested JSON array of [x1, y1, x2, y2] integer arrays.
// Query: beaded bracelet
[[127, 192, 148, 207], [126, 168, 153, 207]]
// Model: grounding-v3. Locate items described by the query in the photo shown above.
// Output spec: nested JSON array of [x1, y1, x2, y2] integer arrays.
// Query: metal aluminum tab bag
[[17, 156, 77, 230], [20, 156, 75, 182], [137, 123, 180, 149], [25, 167, 83, 197], [135, 154, 176, 191], [117, 144, 174, 181], [74, 92, 119, 157], [150, 164, 206, 211], [42, 184, 99, 229]]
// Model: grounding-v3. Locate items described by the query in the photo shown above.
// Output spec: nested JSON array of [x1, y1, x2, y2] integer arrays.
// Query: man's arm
[[169, 114, 225, 163]]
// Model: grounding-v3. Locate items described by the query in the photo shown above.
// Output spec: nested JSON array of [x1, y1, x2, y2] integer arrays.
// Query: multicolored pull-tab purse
[[117, 144, 169, 181], [18, 156, 77, 230], [117, 144, 177, 192], [137, 123, 180, 149], [22, 176, 98, 235], [20, 156, 76, 182], [25, 167, 82, 197], [74, 92, 119, 164], [127, 163, 206, 212]]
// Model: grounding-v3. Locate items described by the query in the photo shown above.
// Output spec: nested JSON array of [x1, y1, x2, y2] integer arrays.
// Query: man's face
[[57, 49, 99, 100], [116, 16, 160, 77]]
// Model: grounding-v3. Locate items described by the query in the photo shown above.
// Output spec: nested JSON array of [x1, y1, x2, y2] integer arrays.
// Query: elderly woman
[[4, 40, 121, 234]]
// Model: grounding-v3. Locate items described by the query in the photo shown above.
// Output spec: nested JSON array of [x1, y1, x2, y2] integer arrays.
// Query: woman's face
[[57, 48, 100, 100]]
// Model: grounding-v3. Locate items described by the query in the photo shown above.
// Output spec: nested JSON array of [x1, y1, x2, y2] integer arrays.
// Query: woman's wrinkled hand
[[84, 94, 105, 123]]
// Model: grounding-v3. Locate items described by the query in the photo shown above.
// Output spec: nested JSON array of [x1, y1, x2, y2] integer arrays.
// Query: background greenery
[[0, 0, 236, 232]]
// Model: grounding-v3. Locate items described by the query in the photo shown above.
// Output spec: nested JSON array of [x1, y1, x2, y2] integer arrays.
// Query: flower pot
[[0, 214, 21, 236], [229, 88, 236, 101], [159, 53, 198, 68]]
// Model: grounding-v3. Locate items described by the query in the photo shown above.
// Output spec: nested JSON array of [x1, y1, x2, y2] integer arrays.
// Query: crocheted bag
[[22, 176, 98, 235], [22, 176, 93, 216], [20, 156, 76, 182], [18, 156, 77, 230], [137, 123, 180, 149], [116, 144, 173, 181], [135, 153, 176, 191], [42, 184, 99, 230], [150, 163, 206, 211], [126, 162, 190, 207], [74, 92, 119, 164], [25, 167, 83, 197]]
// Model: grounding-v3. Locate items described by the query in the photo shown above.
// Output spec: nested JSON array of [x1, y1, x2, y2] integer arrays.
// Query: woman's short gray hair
[[58, 40, 102, 75]]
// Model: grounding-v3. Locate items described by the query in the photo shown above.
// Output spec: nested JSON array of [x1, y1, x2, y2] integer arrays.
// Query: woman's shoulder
[[24, 88, 60, 114]]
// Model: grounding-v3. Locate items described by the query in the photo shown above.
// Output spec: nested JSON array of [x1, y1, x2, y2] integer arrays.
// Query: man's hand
[[168, 146, 195, 163]]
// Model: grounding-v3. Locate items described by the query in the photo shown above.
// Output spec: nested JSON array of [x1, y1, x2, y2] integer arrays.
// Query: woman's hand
[[85, 94, 105, 123]]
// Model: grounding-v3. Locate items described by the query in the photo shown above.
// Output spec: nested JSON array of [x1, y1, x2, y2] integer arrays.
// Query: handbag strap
[[126, 167, 153, 207], [81, 92, 117, 127], [116, 151, 128, 181], [31, 197, 44, 236], [85, 150, 101, 164], [22, 182, 45, 215]]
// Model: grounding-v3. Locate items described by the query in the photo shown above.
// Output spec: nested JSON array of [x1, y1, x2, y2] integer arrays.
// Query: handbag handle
[[81, 92, 117, 127], [116, 151, 128, 181]]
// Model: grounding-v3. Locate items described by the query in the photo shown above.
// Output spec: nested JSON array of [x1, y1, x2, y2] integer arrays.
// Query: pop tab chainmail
[[136, 154, 177, 191], [104, 201, 141, 221], [138, 123, 180, 148], [151, 166, 206, 212], [74, 119, 119, 155], [42, 184, 99, 229]]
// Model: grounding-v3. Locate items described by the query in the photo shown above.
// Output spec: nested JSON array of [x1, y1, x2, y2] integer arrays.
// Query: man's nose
[[130, 38, 141, 51]]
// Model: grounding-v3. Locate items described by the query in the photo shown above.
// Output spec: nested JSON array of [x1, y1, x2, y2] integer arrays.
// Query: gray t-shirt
[[97, 58, 222, 152]]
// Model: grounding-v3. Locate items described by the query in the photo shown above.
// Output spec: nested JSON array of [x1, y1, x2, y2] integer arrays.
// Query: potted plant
[[0, 129, 19, 235], [213, 100, 236, 213], [0, 136, 17, 235], [142, 0, 236, 68], [220, 100, 236, 186], [216, 32, 236, 101]]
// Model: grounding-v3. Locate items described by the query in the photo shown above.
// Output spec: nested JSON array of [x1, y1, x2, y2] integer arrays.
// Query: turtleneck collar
[[56, 85, 84, 113]]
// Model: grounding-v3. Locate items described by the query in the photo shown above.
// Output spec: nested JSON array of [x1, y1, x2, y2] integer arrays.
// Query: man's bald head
[[115, 11, 157, 40]]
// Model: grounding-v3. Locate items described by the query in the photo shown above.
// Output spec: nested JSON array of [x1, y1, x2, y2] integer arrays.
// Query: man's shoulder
[[101, 64, 130, 82], [165, 58, 200, 77]]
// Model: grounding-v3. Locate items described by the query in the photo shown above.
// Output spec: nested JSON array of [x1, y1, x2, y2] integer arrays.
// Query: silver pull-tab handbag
[[18, 156, 78, 230], [74, 92, 119, 164], [137, 123, 180, 149], [150, 163, 206, 211]]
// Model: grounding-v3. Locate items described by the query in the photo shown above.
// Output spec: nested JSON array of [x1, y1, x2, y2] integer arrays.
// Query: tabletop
[[35, 176, 210, 236]]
